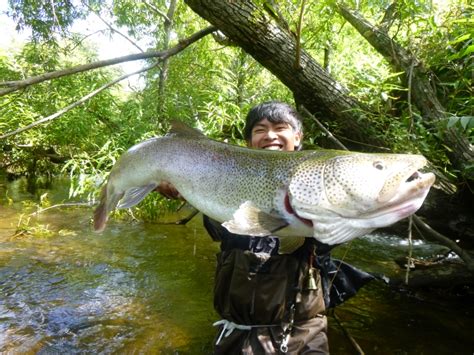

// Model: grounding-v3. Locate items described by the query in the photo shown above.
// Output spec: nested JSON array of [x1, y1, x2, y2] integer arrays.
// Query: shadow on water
[[1, 176, 473, 354]]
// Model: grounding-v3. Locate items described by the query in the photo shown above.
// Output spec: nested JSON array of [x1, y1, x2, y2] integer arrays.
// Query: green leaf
[[461, 44, 474, 58], [447, 116, 459, 128], [460, 116, 474, 130], [448, 33, 471, 45]]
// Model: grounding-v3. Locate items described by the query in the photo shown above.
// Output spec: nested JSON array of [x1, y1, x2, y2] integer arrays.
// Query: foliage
[[155, 44, 292, 142], [0, 40, 122, 181], [298, 0, 472, 175], [425, 6, 474, 139], [7, 0, 87, 42]]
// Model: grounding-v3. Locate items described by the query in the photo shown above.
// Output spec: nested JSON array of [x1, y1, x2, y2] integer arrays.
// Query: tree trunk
[[335, 2, 474, 178], [184, 0, 385, 151]]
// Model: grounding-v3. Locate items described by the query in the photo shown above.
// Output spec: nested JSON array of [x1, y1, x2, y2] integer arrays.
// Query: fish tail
[[93, 185, 109, 232], [93, 182, 124, 232]]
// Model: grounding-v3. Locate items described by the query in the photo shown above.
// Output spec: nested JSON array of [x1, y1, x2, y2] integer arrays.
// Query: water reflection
[[1, 177, 473, 353]]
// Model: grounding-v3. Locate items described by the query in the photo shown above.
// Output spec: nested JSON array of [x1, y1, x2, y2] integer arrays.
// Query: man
[[157, 101, 373, 354]]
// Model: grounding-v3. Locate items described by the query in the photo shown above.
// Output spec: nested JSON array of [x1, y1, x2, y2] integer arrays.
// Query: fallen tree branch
[[412, 215, 474, 271], [162, 207, 200, 225], [390, 259, 474, 288], [330, 309, 365, 355], [300, 105, 391, 151], [30, 202, 97, 216], [0, 26, 217, 96]]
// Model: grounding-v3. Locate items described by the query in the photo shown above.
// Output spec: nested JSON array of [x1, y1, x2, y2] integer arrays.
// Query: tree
[[183, 0, 473, 179]]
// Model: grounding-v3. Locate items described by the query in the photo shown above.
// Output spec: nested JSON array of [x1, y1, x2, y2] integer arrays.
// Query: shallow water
[[0, 177, 473, 354]]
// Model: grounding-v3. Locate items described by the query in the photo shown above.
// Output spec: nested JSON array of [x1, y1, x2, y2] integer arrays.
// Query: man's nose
[[265, 130, 278, 139]]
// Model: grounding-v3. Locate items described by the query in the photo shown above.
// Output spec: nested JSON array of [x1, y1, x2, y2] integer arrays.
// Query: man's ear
[[294, 132, 302, 148]]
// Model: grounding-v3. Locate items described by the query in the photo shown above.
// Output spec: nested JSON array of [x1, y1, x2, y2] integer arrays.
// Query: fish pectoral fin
[[278, 236, 306, 254], [309, 215, 372, 245], [295, 209, 369, 245], [222, 201, 288, 237], [117, 183, 158, 209], [313, 227, 360, 245]]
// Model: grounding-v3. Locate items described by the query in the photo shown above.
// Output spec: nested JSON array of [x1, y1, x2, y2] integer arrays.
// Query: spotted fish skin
[[94, 122, 435, 245]]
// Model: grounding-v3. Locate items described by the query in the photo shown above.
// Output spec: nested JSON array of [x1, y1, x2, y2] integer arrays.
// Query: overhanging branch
[[0, 26, 217, 139], [413, 215, 474, 272], [0, 26, 217, 97], [0, 64, 154, 139]]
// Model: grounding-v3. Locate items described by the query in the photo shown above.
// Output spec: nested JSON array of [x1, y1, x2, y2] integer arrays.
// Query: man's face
[[248, 118, 301, 152]]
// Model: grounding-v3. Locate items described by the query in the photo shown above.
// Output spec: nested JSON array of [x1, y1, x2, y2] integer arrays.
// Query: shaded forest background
[[0, 1, 473, 281]]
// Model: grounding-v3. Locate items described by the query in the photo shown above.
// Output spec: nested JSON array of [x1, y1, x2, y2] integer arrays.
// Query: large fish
[[93, 122, 435, 246]]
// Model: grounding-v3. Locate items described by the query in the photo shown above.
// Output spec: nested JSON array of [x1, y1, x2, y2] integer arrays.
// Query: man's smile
[[262, 143, 283, 150]]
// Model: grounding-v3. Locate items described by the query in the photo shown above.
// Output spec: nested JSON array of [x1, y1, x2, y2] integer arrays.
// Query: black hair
[[244, 101, 303, 144]]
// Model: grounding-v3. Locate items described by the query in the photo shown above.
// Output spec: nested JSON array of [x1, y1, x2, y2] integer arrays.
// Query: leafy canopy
[[1, 0, 472, 212]]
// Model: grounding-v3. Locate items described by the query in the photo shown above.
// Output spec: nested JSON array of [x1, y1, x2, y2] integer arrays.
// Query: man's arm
[[154, 181, 182, 199]]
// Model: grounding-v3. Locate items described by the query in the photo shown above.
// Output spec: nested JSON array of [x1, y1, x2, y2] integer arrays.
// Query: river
[[0, 176, 473, 354]]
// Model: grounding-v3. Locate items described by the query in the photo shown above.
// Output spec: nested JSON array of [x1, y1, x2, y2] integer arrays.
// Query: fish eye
[[373, 161, 384, 170]]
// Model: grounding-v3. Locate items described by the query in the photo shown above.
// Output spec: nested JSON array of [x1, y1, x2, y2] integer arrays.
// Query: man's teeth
[[264, 145, 282, 150]]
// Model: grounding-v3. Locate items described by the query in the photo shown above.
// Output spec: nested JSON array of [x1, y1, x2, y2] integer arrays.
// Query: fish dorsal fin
[[222, 201, 288, 237], [169, 120, 205, 137]]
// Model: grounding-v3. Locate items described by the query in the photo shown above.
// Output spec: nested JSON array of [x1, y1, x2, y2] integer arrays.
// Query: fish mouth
[[377, 156, 429, 203], [406, 171, 421, 182], [366, 170, 435, 222]]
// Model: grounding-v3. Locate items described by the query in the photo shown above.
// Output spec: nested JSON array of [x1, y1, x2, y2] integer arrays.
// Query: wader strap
[[280, 303, 296, 353], [213, 319, 278, 345]]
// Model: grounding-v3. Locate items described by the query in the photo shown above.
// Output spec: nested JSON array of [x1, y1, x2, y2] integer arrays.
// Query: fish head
[[322, 153, 434, 215], [289, 152, 435, 244]]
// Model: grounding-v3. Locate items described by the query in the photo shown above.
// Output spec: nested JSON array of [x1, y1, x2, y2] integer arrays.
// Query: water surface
[[0, 177, 473, 354]]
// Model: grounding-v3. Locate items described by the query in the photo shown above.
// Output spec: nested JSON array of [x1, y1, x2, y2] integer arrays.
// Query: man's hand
[[154, 181, 183, 200]]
